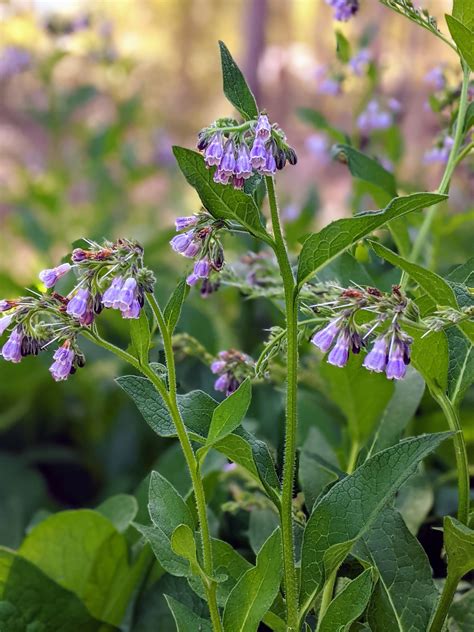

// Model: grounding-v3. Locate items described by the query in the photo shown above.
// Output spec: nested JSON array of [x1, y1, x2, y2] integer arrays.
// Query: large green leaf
[[129, 310, 150, 364], [165, 595, 212, 631], [117, 379, 280, 500], [332, 144, 397, 197], [356, 508, 437, 631], [95, 494, 138, 533], [449, 588, 474, 631], [173, 147, 270, 242], [446, 327, 474, 407], [18, 510, 144, 626], [367, 367, 425, 456], [223, 529, 282, 632], [299, 433, 451, 615], [453, 0, 474, 30], [444, 516, 474, 580], [446, 14, 474, 69], [297, 193, 446, 287], [318, 568, 373, 632], [138, 471, 195, 577], [0, 548, 115, 632], [218, 41, 258, 120], [321, 353, 394, 447], [206, 378, 251, 447]]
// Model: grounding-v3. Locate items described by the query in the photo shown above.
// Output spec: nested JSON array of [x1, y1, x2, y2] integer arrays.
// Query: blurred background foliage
[[0, 0, 472, 599]]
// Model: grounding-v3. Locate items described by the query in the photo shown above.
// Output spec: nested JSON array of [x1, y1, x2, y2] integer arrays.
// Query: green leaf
[[223, 528, 282, 632], [408, 328, 449, 393], [117, 379, 280, 500], [95, 494, 138, 533], [297, 193, 446, 288], [318, 569, 373, 632], [206, 379, 251, 446], [164, 279, 189, 334], [463, 101, 474, 134], [446, 14, 474, 69], [446, 327, 474, 406], [165, 595, 212, 631], [332, 144, 397, 197], [129, 309, 150, 364], [218, 40, 258, 120], [299, 433, 451, 614], [444, 516, 474, 579], [358, 508, 437, 631], [18, 510, 143, 626], [367, 367, 425, 455], [137, 471, 195, 576], [321, 353, 394, 446], [173, 147, 269, 241], [297, 107, 347, 143], [395, 468, 433, 535], [0, 548, 116, 632], [299, 427, 339, 511], [171, 524, 201, 577], [335, 30, 352, 63], [248, 508, 280, 554], [453, 0, 474, 30], [449, 588, 474, 631]]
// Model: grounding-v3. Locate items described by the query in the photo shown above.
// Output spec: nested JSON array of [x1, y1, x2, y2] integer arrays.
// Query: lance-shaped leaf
[[331, 144, 397, 197], [129, 309, 150, 364], [318, 568, 373, 632], [355, 508, 437, 631], [218, 40, 258, 120], [206, 378, 251, 446], [446, 14, 474, 69], [165, 595, 212, 632], [444, 516, 474, 580], [164, 278, 189, 334], [95, 494, 138, 533], [173, 147, 270, 242], [117, 379, 280, 502], [299, 433, 451, 615], [135, 471, 195, 577], [223, 528, 282, 632], [297, 193, 446, 288], [453, 0, 474, 30]]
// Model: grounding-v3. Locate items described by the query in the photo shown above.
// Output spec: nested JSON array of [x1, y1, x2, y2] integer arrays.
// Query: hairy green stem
[[146, 294, 223, 632], [409, 63, 471, 267], [433, 391, 469, 525], [87, 307, 223, 632], [265, 175, 300, 631]]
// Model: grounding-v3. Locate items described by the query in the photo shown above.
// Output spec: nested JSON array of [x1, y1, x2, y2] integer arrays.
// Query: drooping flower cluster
[[170, 211, 225, 295], [210, 349, 255, 397], [325, 0, 359, 21], [310, 285, 415, 380], [197, 113, 296, 189], [0, 239, 154, 382]]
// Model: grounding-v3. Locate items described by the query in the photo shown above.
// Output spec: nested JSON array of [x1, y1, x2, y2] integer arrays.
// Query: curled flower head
[[39, 263, 71, 289], [210, 349, 255, 397]]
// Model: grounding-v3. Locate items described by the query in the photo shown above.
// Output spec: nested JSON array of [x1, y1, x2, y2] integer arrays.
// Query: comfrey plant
[[1, 13, 473, 631]]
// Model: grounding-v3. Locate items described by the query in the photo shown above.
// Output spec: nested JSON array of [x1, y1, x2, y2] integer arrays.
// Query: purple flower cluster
[[423, 136, 454, 165], [424, 66, 446, 91], [310, 285, 414, 380], [197, 114, 296, 189], [357, 100, 393, 134], [349, 49, 371, 76], [210, 349, 255, 397], [101, 277, 142, 319], [170, 212, 225, 295], [325, 0, 359, 21], [49, 341, 75, 381]]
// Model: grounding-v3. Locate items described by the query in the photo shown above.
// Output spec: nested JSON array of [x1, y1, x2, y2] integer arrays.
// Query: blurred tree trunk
[[243, 0, 268, 104]]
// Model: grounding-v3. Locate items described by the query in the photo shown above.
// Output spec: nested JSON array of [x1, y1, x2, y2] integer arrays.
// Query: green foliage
[[218, 41, 258, 120], [444, 517, 474, 579], [299, 433, 451, 613], [164, 279, 190, 334], [222, 528, 282, 632], [129, 310, 151, 364], [446, 14, 474, 69], [165, 595, 212, 631], [332, 144, 397, 197], [297, 193, 446, 287], [318, 569, 373, 632]]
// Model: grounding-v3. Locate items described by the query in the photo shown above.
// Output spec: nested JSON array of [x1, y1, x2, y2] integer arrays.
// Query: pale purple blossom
[[175, 216, 198, 231], [424, 66, 446, 91], [116, 278, 138, 312], [261, 148, 276, 176], [386, 338, 407, 380], [186, 273, 200, 287], [183, 240, 201, 258], [39, 263, 71, 289], [349, 49, 371, 75], [49, 343, 75, 381], [0, 314, 13, 336], [0, 46, 31, 79], [305, 134, 329, 163], [1, 328, 23, 363], [194, 258, 211, 279], [250, 136, 267, 170], [214, 373, 231, 392], [204, 132, 224, 167], [423, 136, 454, 164], [255, 114, 272, 141], [362, 335, 388, 373], [235, 143, 253, 179], [102, 276, 124, 309], [357, 100, 392, 133], [311, 318, 342, 353], [219, 142, 236, 177], [170, 232, 192, 255], [211, 360, 226, 374], [325, 0, 359, 21], [121, 299, 141, 319], [67, 289, 90, 320], [327, 329, 351, 367]]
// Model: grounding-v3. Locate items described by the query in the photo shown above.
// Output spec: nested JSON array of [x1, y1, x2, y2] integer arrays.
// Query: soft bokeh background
[[0, 0, 472, 555]]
